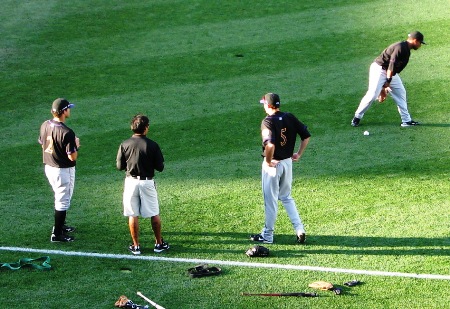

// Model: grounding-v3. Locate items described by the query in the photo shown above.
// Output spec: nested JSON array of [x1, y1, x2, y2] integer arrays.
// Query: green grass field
[[1, 1, 449, 308]]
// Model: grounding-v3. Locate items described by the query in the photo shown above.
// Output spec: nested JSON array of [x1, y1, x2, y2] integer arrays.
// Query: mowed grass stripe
[[21, 1, 448, 62], [2, 246, 450, 280], [1, 1, 449, 307], [4, 1, 447, 70], [3, 39, 445, 127]]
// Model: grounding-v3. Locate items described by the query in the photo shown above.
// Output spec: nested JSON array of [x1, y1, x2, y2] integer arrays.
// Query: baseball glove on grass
[[187, 264, 222, 278], [246, 245, 269, 257], [308, 281, 334, 290], [115, 295, 130, 307], [115, 296, 148, 309], [309, 281, 343, 295]]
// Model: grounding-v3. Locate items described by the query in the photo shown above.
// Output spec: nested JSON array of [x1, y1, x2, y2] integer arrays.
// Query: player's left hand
[[377, 87, 392, 103]]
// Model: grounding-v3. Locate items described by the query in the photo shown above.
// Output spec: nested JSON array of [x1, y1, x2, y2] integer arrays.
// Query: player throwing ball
[[39, 98, 79, 242], [251, 93, 311, 244]]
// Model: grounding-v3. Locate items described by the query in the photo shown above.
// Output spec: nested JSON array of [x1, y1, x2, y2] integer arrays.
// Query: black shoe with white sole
[[297, 233, 306, 244], [351, 117, 360, 127], [128, 245, 141, 255], [51, 233, 75, 242], [401, 120, 420, 127], [154, 241, 170, 253], [250, 234, 273, 244]]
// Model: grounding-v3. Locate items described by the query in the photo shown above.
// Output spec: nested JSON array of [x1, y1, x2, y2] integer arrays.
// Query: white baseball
[[363, 131, 370, 136]]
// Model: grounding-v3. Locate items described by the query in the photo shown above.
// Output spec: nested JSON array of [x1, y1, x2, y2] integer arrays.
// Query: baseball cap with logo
[[52, 98, 75, 113], [408, 31, 426, 44], [259, 93, 280, 108]]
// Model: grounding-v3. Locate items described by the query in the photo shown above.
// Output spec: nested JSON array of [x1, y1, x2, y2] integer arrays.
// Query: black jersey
[[261, 112, 311, 160], [39, 120, 77, 168], [374, 41, 411, 75], [116, 135, 164, 178]]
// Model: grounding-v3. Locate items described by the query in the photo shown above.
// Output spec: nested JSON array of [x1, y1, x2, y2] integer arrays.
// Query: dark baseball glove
[[187, 264, 222, 278], [246, 245, 269, 257], [344, 280, 362, 287]]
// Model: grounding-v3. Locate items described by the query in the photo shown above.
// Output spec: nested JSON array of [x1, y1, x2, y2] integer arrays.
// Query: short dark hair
[[130, 114, 149, 134]]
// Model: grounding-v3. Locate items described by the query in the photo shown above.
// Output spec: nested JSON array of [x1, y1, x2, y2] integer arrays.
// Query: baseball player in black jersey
[[39, 98, 79, 242], [250, 93, 311, 244], [351, 31, 425, 127], [116, 114, 169, 254]]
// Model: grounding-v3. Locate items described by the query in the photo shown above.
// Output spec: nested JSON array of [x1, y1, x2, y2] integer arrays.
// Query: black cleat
[[401, 120, 420, 127], [297, 233, 306, 244], [250, 234, 273, 244], [351, 117, 360, 127], [51, 233, 74, 242]]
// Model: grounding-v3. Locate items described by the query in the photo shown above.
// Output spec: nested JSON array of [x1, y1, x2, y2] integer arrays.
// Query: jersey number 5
[[280, 128, 287, 146]]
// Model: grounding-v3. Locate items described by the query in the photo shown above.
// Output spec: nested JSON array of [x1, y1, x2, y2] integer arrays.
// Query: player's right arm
[[68, 152, 78, 161], [264, 142, 276, 166], [116, 144, 126, 170], [262, 123, 278, 167], [385, 44, 402, 87]]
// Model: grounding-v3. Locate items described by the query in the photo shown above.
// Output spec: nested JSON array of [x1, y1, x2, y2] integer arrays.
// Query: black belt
[[129, 176, 153, 180]]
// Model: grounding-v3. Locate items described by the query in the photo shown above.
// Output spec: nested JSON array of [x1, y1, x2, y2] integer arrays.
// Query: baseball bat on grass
[[137, 291, 166, 309]]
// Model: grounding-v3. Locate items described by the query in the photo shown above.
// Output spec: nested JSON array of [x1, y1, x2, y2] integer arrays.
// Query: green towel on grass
[[1, 256, 51, 270]]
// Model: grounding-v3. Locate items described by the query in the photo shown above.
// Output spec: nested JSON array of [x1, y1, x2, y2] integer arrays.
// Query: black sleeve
[[154, 144, 165, 172], [387, 44, 402, 73], [290, 113, 311, 140], [116, 144, 126, 171]]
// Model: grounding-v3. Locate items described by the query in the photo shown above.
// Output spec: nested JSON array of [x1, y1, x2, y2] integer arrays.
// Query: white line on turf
[[1, 246, 449, 280]]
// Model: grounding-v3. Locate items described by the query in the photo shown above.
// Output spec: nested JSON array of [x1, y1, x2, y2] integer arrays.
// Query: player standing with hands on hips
[[39, 98, 79, 242], [116, 114, 169, 255], [351, 31, 425, 127], [251, 93, 311, 244]]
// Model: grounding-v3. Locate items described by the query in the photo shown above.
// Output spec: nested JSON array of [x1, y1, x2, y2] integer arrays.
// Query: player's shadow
[[165, 231, 450, 257], [275, 234, 450, 257], [416, 123, 450, 127]]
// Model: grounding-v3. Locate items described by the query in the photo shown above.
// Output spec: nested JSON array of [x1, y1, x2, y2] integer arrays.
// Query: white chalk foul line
[[2, 246, 449, 280]]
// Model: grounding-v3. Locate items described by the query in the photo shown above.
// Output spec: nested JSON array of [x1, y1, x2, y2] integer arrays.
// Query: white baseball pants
[[261, 158, 305, 243], [354, 62, 412, 123], [45, 165, 75, 211]]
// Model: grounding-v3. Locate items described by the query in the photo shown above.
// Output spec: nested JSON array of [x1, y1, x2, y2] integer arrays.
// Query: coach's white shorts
[[45, 165, 75, 211], [123, 177, 159, 218]]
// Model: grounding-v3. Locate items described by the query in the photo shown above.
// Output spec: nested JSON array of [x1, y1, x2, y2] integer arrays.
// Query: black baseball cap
[[52, 98, 75, 113], [408, 31, 426, 44], [260, 93, 280, 108]]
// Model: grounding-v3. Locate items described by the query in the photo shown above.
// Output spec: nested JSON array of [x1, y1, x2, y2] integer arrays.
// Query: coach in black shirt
[[116, 114, 169, 254]]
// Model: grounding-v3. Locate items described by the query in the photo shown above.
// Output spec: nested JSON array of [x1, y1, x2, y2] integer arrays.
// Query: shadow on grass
[[416, 123, 450, 127], [344, 120, 450, 128], [164, 231, 450, 257]]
